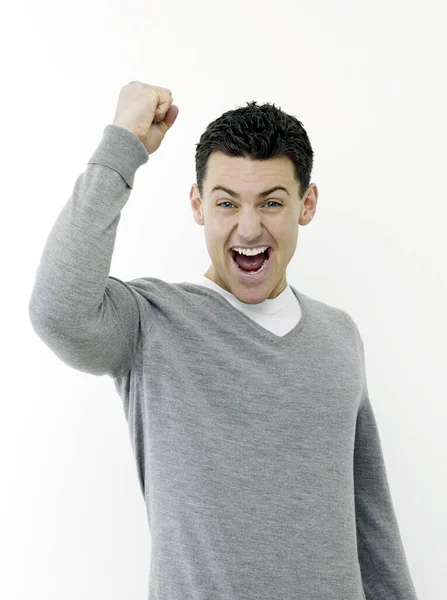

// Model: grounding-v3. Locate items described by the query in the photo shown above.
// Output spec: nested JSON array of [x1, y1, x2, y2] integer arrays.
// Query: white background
[[2, 0, 445, 598]]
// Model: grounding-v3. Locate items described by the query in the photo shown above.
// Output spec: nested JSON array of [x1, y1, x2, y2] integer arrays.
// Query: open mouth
[[229, 246, 273, 276]]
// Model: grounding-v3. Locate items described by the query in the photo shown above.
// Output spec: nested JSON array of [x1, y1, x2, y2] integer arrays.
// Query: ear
[[299, 184, 318, 226], [190, 184, 205, 225]]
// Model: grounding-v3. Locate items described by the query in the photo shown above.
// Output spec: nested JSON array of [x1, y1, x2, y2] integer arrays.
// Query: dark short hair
[[194, 100, 314, 201]]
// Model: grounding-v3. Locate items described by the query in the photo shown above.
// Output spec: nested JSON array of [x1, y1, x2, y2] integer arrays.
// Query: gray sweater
[[28, 124, 419, 600]]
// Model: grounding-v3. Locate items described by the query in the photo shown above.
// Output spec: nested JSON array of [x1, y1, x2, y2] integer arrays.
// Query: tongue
[[234, 250, 267, 272]]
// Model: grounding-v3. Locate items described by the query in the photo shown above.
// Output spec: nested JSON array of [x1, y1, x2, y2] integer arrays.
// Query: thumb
[[158, 104, 179, 134]]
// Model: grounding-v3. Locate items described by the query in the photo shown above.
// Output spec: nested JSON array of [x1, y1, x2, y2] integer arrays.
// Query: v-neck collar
[[179, 282, 309, 345]]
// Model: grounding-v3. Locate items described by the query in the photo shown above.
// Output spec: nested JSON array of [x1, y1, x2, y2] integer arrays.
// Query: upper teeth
[[232, 246, 269, 256]]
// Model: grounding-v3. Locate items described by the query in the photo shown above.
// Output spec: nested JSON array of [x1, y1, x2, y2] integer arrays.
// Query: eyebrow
[[210, 185, 290, 198]]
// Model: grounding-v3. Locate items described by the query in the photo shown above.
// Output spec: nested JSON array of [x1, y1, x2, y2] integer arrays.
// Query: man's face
[[190, 151, 318, 305]]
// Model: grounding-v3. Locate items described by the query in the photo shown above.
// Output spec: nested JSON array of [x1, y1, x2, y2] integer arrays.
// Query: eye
[[217, 200, 282, 209]]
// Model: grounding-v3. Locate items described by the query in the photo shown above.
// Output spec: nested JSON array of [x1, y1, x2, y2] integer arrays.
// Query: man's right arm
[[28, 124, 149, 379]]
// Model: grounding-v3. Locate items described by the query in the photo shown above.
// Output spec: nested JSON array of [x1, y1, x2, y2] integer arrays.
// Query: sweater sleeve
[[354, 335, 419, 599], [28, 124, 149, 379]]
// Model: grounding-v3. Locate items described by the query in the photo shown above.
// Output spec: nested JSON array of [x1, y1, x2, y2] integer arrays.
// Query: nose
[[233, 214, 264, 245]]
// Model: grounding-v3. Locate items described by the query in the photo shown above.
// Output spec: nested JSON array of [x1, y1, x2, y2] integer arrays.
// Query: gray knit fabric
[[28, 124, 419, 600]]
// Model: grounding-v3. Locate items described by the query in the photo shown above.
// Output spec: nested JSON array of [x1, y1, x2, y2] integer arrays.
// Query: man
[[29, 81, 419, 599]]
